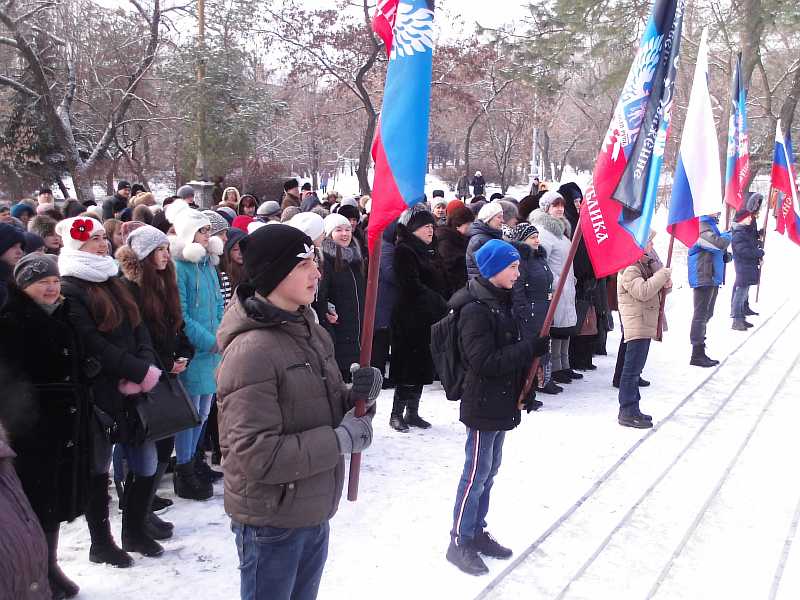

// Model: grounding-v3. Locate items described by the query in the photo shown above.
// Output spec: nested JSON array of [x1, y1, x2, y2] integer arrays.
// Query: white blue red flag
[[667, 28, 721, 247], [368, 0, 435, 251], [579, 0, 686, 277], [724, 55, 750, 212], [772, 120, 800, 246]]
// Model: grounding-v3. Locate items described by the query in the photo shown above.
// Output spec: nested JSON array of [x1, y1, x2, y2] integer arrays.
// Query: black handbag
[[128, 368, 200, 444]]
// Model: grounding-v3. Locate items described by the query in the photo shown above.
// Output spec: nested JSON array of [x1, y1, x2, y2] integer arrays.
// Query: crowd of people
[[0, 176, 766, 599]]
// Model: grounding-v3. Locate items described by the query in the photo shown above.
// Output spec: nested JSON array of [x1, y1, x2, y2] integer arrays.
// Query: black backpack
[[430, 305, 468, 401]]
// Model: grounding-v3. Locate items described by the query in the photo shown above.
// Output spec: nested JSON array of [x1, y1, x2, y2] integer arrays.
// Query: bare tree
[[0, 0, 162, 202]]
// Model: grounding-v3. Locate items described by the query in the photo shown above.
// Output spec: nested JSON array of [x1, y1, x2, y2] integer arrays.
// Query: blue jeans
[[732, 285, 750, 319], [618, 338, 651, 417], [122, 441, 158, 476], [231, 520, 330, 600], [175, 394, 213, 465], [451, 428, 506, 545]]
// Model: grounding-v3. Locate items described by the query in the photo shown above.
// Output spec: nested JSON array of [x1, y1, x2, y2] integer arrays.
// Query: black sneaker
[[446, 540, 489, 576], [539, 381, 563, 395], [638, 377, 651, 387], [552, 370, 572, 384], [745, 308, 759, 316], [618, 414, 653, 429], [567, 369, 584, 380], [473, 530, 513, 559]]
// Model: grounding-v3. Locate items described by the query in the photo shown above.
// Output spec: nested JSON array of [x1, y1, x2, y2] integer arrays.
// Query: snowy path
[[479, 299, 800, 600], [56, 232, 800, 600]]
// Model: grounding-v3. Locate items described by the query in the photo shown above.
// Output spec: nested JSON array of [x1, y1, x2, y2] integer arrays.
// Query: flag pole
[[517, 225, 584, 410], [347, 238, 382, 502], [655, 233, 675, 341], [755, 189, 774, 302]]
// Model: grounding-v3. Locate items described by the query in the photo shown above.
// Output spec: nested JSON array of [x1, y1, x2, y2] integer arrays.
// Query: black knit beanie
[[405, 209, 436, 233], [240, 224, 315, 297]]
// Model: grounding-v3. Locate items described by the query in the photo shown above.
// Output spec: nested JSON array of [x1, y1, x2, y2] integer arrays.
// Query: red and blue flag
[[772, 120, 800, 246], [724, 55, 750, 212], [580, 0, 686, 277], [368, 0, 435, 251]]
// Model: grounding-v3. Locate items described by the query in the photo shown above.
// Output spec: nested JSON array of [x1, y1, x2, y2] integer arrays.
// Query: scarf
[[58, 247, 119, 282], [322, 237, 362, 264]]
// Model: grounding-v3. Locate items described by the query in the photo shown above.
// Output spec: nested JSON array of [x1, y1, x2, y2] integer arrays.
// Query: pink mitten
[[139, 365, 162, 392], [118, 379, 142, 395]]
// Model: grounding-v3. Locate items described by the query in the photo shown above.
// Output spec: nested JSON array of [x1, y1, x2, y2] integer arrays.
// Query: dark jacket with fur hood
[[117, 245, 195, 373]]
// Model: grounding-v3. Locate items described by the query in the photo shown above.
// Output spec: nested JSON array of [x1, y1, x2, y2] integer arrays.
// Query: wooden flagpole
[[517, 226, 583, 410], [347, 238, 382, 501], [755, 188, 775, 302], [655, 233, 675, 341]]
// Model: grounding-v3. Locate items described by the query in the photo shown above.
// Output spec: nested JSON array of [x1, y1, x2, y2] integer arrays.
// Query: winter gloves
[[334, 405, 375, 455], [350, 365, 383, 408], [117, 365, 162, 396]]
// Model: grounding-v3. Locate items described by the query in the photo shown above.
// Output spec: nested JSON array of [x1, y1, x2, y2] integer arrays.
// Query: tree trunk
[[463, 114, 481, 177], [56, 179, 69, 199], [73, 167, 97, 204], [540, 128, 551, 181], [357, 110, 377, 195]]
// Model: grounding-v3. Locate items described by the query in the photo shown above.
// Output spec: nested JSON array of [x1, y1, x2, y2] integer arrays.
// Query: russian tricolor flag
[[772, 120, 800, 246], [368, 0, 435, 251], [667, 28, 721, 247]]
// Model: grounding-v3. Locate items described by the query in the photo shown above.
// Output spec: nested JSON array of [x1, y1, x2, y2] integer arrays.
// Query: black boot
[[114, 478, 125, 513], [745, 307, 759, 316], [473, 530, 513, 559], [538, 381, 563, 395], [566, 369, 584, 380], [404, 392, 431, 429], [45, 528, 79, 599], [173, 461, 213, 501], [690, 344, 718, 367], [194, 449, 223, 484], [618, 412, 653, 429], [389, 390, 409, 432], [151, 461, 173, 513], [638, 377, 651, 387], [446, 539, 489, 576], [122, 475, 164, 557], [732, 319, 748, 331], [144, 465, 173, 540], [552, 370, 572, 384], [86, 474, 133, 568]]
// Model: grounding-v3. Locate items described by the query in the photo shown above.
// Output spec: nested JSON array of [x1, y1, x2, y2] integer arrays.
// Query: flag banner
[[373, 0, 399, 56], [580, 0, 685, 277], [368, 0, 435, 252], [667, 28, 721, 247], [772, 120, 800, 245], [724, 54, 750, 212]]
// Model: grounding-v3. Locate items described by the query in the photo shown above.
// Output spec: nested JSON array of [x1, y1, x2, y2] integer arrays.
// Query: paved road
[[476, 300, 800, 600]]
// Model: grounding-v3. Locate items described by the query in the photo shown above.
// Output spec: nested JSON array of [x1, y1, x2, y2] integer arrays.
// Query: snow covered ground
[[57, 225, 800, 599]]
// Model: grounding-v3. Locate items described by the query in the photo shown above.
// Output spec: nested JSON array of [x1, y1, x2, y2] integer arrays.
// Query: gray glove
[[350, 365, 383, 408], [334, 407, 374, 455]]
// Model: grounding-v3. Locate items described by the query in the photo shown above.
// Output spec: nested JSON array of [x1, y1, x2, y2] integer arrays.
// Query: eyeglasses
[[198, 226, 211, 234]]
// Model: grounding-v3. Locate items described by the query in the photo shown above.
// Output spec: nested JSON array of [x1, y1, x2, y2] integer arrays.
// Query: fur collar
[[321, 237, 362, 264], [169, 235, 222, 265], [530, 208, 572, 239], [116, 245, 144, 284]]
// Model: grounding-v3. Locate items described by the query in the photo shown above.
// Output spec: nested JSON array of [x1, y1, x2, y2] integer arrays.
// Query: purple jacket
[[0, 424, 50, 599]]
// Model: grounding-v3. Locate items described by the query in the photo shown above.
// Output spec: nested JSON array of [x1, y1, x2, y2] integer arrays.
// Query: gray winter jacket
[[529, 208, 577, 329]]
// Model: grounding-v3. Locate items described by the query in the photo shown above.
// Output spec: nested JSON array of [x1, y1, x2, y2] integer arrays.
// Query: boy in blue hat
[[446, 239, 549, 575]]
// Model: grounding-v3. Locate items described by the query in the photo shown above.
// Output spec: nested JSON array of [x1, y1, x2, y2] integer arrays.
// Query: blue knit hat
[[475, 239, 520, 279]]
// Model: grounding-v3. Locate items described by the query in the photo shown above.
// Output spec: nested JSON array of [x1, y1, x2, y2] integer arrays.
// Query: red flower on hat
[[70, 218, 94, 242]]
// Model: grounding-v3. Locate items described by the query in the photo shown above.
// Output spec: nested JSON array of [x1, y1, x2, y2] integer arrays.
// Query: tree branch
[[0, 74, 38, 96]]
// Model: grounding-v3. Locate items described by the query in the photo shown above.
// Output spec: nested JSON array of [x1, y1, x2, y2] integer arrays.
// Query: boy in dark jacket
[[446, 239, 548, 576], [731, 210, 764, 330]]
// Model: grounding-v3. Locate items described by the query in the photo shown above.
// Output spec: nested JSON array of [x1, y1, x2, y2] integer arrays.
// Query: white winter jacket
[[529, 208, 577, 329]]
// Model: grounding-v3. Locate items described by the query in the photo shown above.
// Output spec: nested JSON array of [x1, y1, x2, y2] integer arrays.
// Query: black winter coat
[[512, 243, 554, 338], [60, 276, 158, 440], [453, 278, 536, 431], [435, 224, 468, 298], [732, 222, 764, 287], [390, 232, 449, 386], [314, 241, 366, 381], [0, 261, 12, 310], [0, 286, 90, 529], [465, 220, 503, 280], [470, 175, 486, 196]]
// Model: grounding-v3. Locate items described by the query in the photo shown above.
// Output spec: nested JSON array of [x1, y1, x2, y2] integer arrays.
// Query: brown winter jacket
[[281, 192, 301, 210], [216, 286, 354, 528], [617, 255, 670, 343], [0, 422, 50, 600]]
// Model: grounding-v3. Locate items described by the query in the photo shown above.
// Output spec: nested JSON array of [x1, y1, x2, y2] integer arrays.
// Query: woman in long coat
[[0, 253, 90, 598], [389, 207, 449, 432]]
